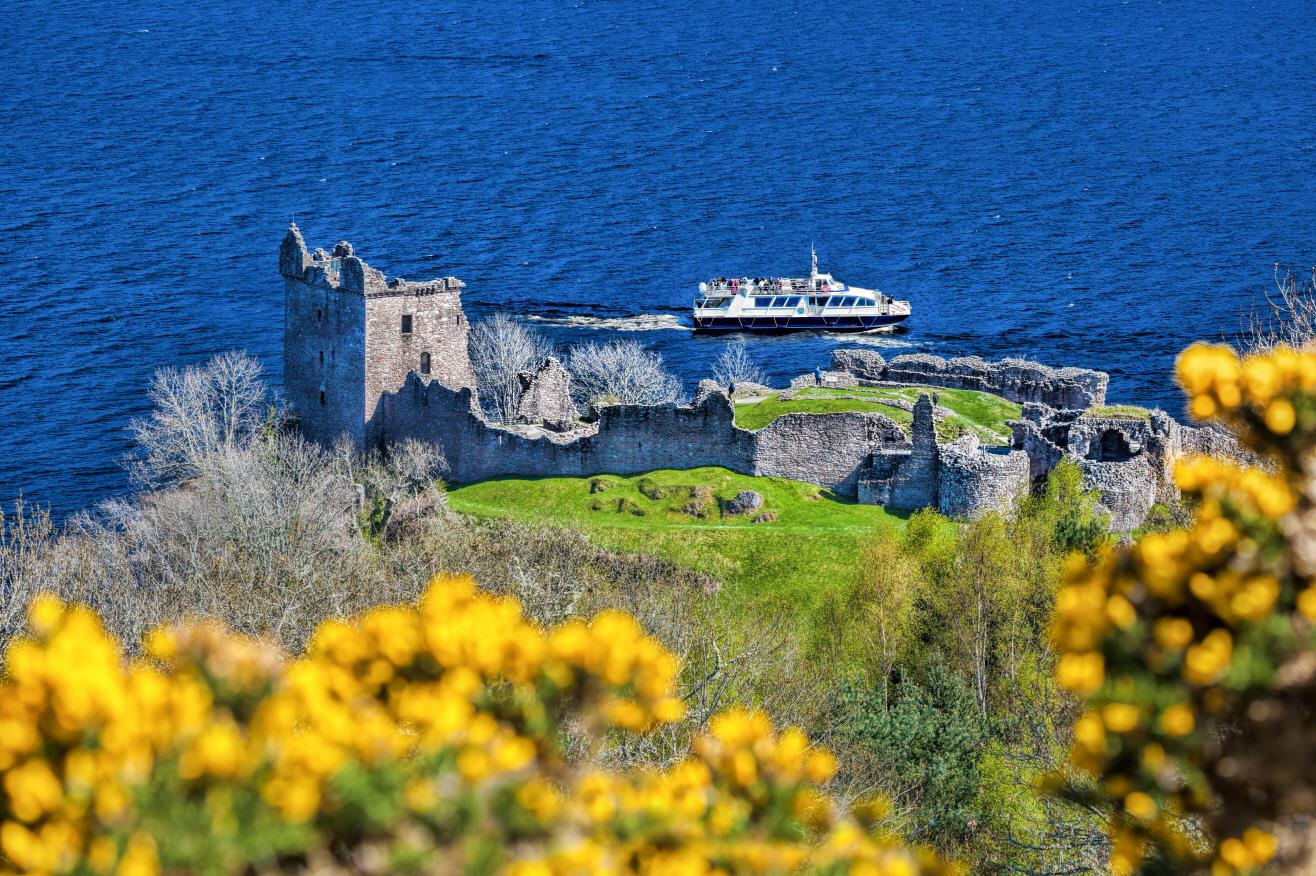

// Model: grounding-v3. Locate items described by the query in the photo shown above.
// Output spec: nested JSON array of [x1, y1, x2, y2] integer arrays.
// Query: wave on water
[[843, 332, 917, 349], [523, 313, 692, 332]]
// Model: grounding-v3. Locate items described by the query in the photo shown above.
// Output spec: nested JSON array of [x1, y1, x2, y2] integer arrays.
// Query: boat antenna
[[811, 242, 818, 277]]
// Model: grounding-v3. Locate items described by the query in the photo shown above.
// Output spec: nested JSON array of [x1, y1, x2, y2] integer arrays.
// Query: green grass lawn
[[1082, 404, 1153, 420], [734, 385, 1022, 444], [448, 467, 907, 619]]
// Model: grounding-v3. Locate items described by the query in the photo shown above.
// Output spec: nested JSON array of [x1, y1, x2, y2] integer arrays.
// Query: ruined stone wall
[[1077, 457, 1159, 532], [377, 376, 906, 496], [829, 349, 1108, 409], [937, 437, 1032, 519], [752, 411, 905, 495], [516, 358, 577, 425], [888, 394, 939, 510], [858, 450, 911, 507], [1008, 405, 1217, 531]]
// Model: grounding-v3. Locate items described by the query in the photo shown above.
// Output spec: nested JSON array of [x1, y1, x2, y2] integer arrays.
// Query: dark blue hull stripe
[[692, 315, 909, 331]]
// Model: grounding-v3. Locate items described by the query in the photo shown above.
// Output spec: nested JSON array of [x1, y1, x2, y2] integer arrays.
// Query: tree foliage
[[833, 663, 989, 849], [566, 340, 681, 408], [127, 351, 283, 489], [712, 340, 768, 389], [469, 314, 554, 425], [817, 474, 1113, 873]]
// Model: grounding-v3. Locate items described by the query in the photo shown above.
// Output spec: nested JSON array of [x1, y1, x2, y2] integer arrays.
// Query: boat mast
[[811, 243, 818, 279]]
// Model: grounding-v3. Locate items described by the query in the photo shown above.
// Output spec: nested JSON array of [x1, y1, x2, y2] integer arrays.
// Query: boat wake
[[845, 332, 917, 349], [523, 313, 691, 332]]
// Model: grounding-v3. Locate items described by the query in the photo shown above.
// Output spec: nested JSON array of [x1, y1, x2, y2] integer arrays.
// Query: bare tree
[[127, 351, 283, 489], [567, 340, 682, 408], [469, 314, 554, 425], [1242, 265, 1316, 353], [711, 339, 768, 389]]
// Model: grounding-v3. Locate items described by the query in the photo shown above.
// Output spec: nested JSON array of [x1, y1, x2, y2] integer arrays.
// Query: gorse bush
[[1053, 343, 1316, 874], [0, 576, 957, 876]]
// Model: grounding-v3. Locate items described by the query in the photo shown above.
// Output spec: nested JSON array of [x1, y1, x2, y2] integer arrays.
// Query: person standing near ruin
[[815, 366, 823, 386]]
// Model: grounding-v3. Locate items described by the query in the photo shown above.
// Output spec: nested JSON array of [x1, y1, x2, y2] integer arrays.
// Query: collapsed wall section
[[937, 436, 1032, 519], [829, 349, 1108, 409], [752, 411, 905, 495]]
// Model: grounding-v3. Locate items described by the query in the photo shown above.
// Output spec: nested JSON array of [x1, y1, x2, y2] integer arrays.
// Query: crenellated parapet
[[279, 224, 465, 297]]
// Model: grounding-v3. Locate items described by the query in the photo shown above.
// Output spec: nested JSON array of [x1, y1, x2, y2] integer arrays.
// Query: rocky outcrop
[[830, 349, 887, 381], [723, 490, 764, 515], [829, 350, 1108, 410], [516, 357, 577, 426]]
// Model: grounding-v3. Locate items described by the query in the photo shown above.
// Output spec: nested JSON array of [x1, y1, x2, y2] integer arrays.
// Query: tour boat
[[692, 248, 910, 332]]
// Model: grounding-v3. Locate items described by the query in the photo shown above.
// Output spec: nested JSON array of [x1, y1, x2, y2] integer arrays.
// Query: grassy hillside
[[734, 384, 1022, 444], [448, 467, 908, 618]]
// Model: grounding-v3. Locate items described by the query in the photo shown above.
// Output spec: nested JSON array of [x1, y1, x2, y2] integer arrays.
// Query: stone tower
[[888, 392, 939, 509], [279, 224, 475, 449]]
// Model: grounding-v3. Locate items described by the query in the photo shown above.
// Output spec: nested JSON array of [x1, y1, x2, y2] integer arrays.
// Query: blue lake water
[[2, 0, 1314, 518]]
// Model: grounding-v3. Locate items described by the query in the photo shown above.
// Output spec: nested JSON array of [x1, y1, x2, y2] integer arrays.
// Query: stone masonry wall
[[937, 436, 1032, 518], [378, 376, 906, 496], [752, 411, 905, 496], [889, 394, 938, 509], [281, 227, 367, 447], [516, 358, 578, 425], [280, 225, 473, 450], [830, 349, 1108, 409]]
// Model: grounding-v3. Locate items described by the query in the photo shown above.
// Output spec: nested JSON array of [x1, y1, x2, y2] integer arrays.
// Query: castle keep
[[282, 228, 1235, 529], [280, 224, 474, 448]]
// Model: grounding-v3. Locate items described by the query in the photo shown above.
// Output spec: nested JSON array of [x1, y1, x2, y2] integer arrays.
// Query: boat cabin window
[[784, 296, 801, 307], [754, 296, 773, 308]]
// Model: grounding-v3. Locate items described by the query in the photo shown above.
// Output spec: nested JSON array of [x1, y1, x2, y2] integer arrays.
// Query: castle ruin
[[280, 224, 474, 449], [281, 227, 1235, 529]]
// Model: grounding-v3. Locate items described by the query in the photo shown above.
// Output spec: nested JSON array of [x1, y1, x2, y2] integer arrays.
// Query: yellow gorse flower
[[0, 576, 955, 876], [1049, 343, 1316, 875]]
